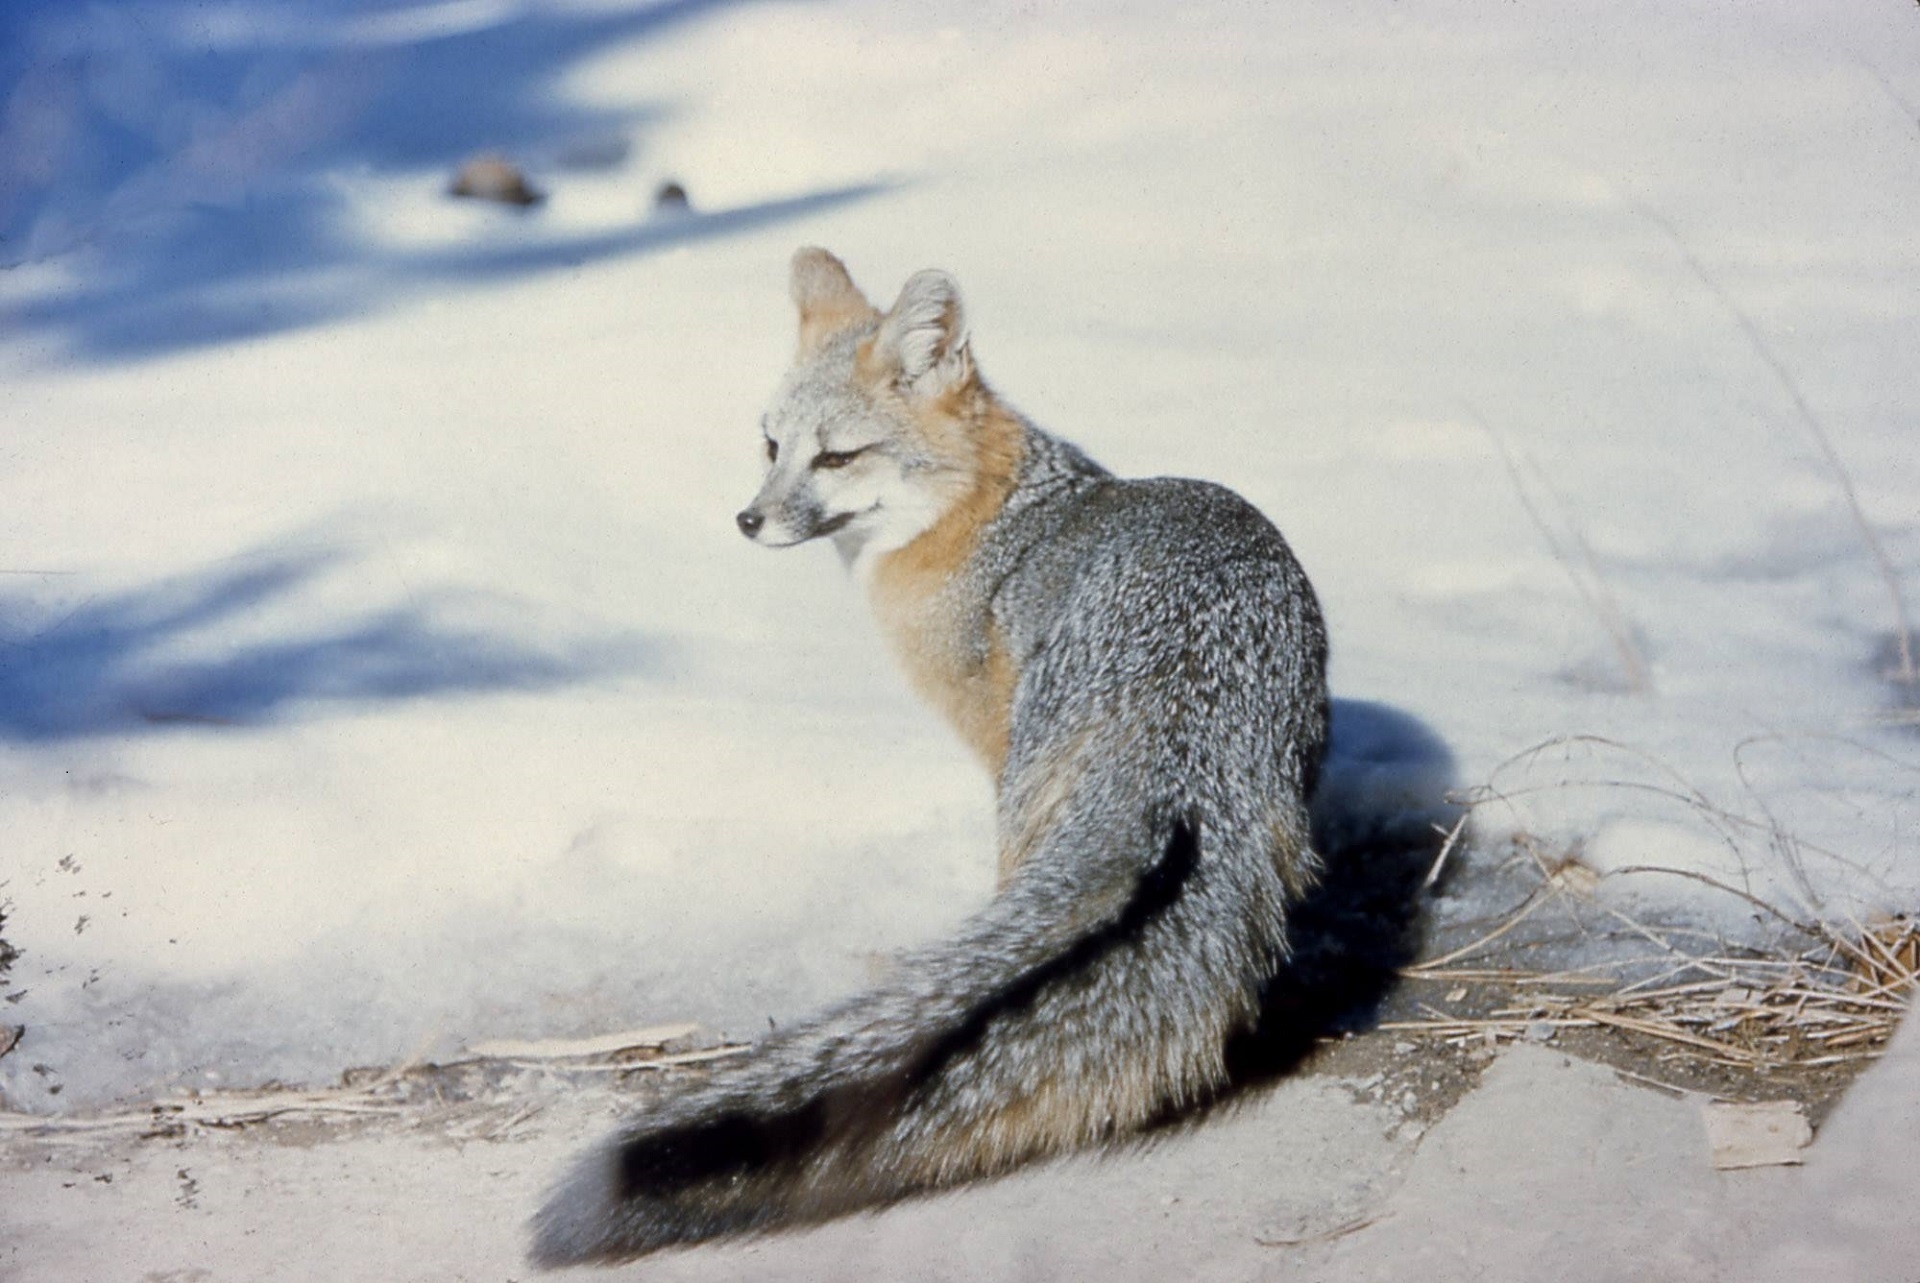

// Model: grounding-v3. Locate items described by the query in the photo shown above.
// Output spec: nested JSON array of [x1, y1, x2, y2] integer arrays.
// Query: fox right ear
[[870, 269, 973, 397], [791, 247, 876, 353]]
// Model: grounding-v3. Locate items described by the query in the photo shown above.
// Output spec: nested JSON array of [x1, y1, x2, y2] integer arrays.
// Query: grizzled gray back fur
[[532, 258, 1328, 1267]]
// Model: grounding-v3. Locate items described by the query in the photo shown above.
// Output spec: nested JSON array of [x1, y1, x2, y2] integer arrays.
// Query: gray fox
[[532, 248, 1329, 1265]]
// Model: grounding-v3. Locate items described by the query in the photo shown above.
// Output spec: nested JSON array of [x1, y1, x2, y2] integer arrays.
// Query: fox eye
[[765, 438, 779, 462], [812, 448, 864, 470]]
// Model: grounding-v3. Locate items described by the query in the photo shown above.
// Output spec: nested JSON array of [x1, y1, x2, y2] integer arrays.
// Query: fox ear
[[872, 270, 973, 396], [791, 247, 876, 353]]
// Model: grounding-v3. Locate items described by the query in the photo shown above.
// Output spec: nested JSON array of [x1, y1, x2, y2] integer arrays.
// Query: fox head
[[736, 249, 996, 564]]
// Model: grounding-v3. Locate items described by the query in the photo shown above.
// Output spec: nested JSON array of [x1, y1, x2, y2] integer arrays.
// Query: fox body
[[532, 249, 1329, 1265]]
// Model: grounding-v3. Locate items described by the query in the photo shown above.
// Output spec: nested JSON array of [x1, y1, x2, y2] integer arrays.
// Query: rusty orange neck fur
[[865, 376, 1028, 778]]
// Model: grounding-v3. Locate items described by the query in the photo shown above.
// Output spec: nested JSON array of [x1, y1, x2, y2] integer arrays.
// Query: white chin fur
[[752, 523, 815, 549], [841, 493, 952, 577]]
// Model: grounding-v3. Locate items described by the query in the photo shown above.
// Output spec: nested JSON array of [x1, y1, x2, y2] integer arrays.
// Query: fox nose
[[736, 509, 765, 538]]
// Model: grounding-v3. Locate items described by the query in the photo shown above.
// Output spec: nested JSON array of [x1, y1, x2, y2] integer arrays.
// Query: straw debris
[[1389, 912, 1915, 1091], [0, 1024, 748, 1142]]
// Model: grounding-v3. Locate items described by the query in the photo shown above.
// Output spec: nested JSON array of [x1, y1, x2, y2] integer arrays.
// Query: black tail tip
[[530, 1129, 785, 1267]]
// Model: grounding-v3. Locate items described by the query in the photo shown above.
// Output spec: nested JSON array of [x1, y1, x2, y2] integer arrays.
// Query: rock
[[652, 179, 691, 214], [449, 154, 543, 207], [1701, 1099, 1812, 1170]]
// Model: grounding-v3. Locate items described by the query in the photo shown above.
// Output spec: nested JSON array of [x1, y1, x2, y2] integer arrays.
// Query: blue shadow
[[0, 0, 884, 362], [1216, 698, 1462, 1089], [1310, 697, 1460, 855], [0, 543, 653, 741]]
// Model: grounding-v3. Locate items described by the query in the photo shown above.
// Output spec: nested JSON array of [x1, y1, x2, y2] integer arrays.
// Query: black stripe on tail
[[613, 815, 1201, 1204], [901, 814, 1200, 1092]]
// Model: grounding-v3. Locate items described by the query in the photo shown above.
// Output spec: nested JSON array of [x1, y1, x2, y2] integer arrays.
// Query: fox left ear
[[872, 270, 974, 397], [791, 247, 878, 354]]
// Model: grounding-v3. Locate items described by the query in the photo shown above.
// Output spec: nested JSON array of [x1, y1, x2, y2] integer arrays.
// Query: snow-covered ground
[[1, 0, 1916, 1133]]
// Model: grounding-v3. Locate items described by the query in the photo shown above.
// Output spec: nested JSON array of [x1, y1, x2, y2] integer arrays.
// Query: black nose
[[736, 509, 765, 538]]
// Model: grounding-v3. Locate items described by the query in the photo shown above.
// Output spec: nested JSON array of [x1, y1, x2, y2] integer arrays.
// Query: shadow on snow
[[1221, 698, 1461, 1090], [0, 0, 883, 361], [0, 541, 652, 741]]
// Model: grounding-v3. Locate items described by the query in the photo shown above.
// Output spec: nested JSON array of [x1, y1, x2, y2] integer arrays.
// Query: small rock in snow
[[449, 154, 544, 207]]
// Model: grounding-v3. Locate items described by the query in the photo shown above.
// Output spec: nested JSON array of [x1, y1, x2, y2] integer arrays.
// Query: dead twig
[[1469, 406, 1653, 694], [1637, 203, 1915, 687]]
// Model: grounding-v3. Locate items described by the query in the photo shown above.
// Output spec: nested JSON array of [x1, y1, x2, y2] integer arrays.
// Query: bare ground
[[5, 988, 1916, 1283]]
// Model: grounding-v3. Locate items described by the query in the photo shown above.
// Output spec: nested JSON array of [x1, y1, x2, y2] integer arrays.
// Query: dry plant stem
[[1576, 1008, 1761, 1063], [1524, 451, 1657, 691], [1495, 737, 1733, 836], [1726, 730, 1914, 907], [1405, 886, 1562, 973], [1857, 59, 1920, 136], [1405, 967, 1618, 986], [1602, 865, 1806, 932], [465, 1024, 700, 1060], [1423, 813, 1470, 891], [1859, 926, 1912, 976], [481, 1102, 545, 1140], [0, 1092, 408, 1137], [1479, 734, 1881, 918], [488, 1046, 748, 1074], [1638, 203, 1916, 686], [1479, 738, 1753, 877], [1610, 1064, 1693, 1097], [1469, 406, 1653, 694], [1731, 735, 1825, 914], [1255, 1214, 1389, 1249], [1616, 961, 1744, 998]]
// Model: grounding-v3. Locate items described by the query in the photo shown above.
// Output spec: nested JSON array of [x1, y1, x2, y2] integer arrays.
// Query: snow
[[0, 0, 1916, 1130]]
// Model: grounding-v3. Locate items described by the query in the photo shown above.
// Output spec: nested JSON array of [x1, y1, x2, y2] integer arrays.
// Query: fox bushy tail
[[530, 805, 1299, 1265]]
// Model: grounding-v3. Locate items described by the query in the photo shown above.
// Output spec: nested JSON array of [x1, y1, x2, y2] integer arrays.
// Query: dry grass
[[1392, 916, 1916, 1075], [1398, 731, 1919, 1097], [0, 1025, 749, 1141]]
